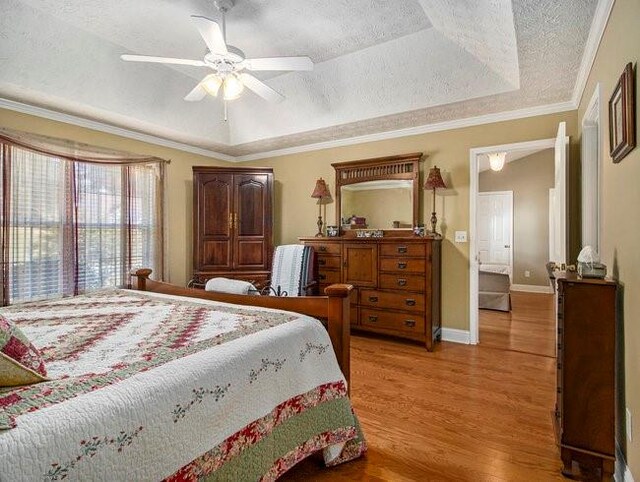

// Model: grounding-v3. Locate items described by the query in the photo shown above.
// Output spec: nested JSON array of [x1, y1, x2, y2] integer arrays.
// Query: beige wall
[[244, 111, 578, 330], [0, 108, 231, 286], [479, 149, 554, 286], [577, 0, 640, 474]]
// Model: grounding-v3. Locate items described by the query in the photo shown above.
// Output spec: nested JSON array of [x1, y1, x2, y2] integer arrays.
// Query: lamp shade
[[424, 166, 447, 190], [311, 178, 330, 199]]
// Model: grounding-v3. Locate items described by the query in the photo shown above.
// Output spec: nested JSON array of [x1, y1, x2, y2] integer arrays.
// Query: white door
[[477, 191, 513, 277], [549, 122, 568, 266]]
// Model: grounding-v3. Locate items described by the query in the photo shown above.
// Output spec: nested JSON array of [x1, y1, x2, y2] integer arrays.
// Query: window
[[1, 140, 164, 305]]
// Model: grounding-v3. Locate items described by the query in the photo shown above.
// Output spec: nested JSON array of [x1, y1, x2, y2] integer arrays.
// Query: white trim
[[571, 0, 615, 107], [511, 284, 554, 294], [0, 98, 236, 162], [0, 96, 578, 163], [470, 137, 557, 345], [441, 328, 471, 344], [581, 83, 602, 254], [615, 445, 636, 482], [233, 101, 576, 162]]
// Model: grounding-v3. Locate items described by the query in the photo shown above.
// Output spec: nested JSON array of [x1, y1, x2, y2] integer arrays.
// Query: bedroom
[[0, 0, 638, 481]]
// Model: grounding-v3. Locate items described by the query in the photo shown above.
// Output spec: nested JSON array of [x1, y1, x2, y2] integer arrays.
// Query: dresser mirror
[[332, 153, 423, 232]]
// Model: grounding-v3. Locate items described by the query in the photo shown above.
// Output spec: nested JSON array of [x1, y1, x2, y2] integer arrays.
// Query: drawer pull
[[319, 274, 326, 281], [557, 362, 562, 370], [318, 259, 326, 266], [368, 296, 379, 303], [368, 315, 378, 322], [404, 319, 416, 328], [319, 246, 327, 252], [405, 299, 416, 306], [557, 387, 562, 394], [397, 246, 408, 254], [398, 262, 407, 269], [397, 278, 407, 286]]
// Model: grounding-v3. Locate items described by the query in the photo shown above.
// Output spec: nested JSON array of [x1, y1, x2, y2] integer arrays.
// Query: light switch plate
[[454, 231, 467, 243]]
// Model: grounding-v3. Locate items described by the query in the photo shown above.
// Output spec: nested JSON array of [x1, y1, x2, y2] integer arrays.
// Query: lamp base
[[430, 211, 438, 236], [316, 215, 324, 237]]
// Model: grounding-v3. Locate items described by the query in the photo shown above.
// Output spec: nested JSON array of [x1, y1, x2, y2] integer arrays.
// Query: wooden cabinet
[[301, 236, 441, 350], [193, 167, 273, 287], [555, 273, 617, 481]]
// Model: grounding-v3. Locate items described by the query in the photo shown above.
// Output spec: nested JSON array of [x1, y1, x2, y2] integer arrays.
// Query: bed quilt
[[0, 289, 365, 481]]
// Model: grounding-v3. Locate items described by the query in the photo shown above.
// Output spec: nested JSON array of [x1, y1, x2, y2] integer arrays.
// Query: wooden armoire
[[192, 166, 273, 287]]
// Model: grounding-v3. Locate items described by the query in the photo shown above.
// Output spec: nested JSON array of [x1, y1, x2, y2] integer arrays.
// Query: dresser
[[300, 236, 441, 350], [192, 167, 273, 287], [555, 273, 617, 481]]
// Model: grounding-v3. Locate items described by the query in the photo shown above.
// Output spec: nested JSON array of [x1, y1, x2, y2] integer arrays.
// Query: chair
[[204, 244, 317, 297], [264, 244, 317, 296]]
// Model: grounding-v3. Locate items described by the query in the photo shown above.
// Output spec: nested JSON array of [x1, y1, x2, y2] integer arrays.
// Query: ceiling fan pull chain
[[224, 100, 228, 122]]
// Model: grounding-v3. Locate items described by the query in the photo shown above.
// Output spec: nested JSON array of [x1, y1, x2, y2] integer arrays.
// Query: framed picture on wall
[[608, 62, 636, 163]]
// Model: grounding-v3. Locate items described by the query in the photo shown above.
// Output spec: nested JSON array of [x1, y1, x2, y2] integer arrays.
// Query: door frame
[[469, 137, 558, 344], [581, 83, 602, 253], [477, 190, 514, 281]]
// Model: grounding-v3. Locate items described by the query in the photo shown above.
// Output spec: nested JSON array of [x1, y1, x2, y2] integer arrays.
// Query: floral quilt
[[0, 289, 365, 481]]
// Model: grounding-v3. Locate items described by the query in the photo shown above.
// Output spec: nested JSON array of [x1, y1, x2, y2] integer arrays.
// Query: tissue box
[[578, 262, 607, 279]]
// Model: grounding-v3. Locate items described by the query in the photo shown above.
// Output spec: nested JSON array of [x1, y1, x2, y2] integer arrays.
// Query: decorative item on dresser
[[554, 272, 617, 481], [300, 235, 442, 350], [191, 166, 273, 288], [311, 177, 331, 237], [423, 165, 447, 235]]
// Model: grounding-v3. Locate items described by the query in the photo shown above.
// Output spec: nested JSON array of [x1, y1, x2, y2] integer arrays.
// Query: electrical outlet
[[627, 407, 633, 442], [524, 270, 531, 278]]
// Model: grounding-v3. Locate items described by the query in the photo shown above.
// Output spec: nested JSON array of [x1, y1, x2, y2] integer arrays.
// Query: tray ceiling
[[0, 0, 599, 157]]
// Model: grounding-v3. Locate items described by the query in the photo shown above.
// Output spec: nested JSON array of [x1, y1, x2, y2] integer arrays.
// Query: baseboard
[[615, 446, 635, 482], [510, 284, 554, 294], [441, 328, 471, 344]]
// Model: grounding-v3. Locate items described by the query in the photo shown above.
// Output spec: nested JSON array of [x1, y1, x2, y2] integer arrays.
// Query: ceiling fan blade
[[243, 56, 313, 72], [191, 15, 228, 56], [121, 54, 205, 67], [184, 81, 207, 102], [239, 73, 284, 103]]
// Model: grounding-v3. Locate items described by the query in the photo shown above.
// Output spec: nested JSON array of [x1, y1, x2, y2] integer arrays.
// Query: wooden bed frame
[[130, 269, 353, 386]]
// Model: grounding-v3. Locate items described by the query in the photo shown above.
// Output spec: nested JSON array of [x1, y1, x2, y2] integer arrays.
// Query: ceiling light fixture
[[488, 152, 507, 171], [222, 73, 244, 100], [202, 74, 223, 96]]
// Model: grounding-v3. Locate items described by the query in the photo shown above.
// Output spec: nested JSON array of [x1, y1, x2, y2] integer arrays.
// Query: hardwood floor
[[479, 291, 556, 357], [283, 293, 562, 481]]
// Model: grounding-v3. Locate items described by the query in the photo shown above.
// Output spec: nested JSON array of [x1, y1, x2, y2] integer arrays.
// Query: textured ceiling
[[0, 0, 599, 157]]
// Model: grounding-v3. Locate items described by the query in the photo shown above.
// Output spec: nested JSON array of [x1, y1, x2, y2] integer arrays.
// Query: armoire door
[[195, 173, 234, 271], [233, 174, 272, 270]]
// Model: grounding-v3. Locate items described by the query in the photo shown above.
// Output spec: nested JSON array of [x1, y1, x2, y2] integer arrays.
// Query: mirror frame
[[332, 152, 423, 232]]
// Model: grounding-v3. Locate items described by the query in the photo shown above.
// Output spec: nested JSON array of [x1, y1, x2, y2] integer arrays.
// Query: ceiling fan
[[120, 0, 313, 104]]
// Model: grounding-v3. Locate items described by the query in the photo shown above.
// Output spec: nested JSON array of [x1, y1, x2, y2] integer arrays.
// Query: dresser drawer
[[380, 243, 426, 257], [360, 308, 425, 334], [360, 289, 425, 312], [379, 258, 426, 273], [379, 273, 426, 292], [317, 255, 341, 269], [318, 270, 341, 284], [306, 242, 341, 255]]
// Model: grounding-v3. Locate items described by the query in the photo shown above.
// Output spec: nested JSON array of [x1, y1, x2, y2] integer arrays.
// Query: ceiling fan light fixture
[[223, 73, 244, 100], [488, 152, 507, 172], [202, 75, 223, 96]]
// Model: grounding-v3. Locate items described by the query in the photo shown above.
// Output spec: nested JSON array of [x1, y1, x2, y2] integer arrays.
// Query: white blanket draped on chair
[[270, 245, 313, 296]]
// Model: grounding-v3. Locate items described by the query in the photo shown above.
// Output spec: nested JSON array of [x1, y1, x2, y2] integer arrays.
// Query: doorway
[[469, 123, 569, 345]]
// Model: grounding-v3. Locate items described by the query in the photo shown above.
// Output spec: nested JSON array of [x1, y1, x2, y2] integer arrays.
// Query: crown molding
[[233, 101, 576, 161], [1, 96, 576, 163], [0, 98, 235, 162], [571, 0, 615, 107]]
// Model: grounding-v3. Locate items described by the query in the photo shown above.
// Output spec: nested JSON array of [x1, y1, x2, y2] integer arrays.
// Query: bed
[[0, 269, 365, 481], [478, 265, 511, 312]]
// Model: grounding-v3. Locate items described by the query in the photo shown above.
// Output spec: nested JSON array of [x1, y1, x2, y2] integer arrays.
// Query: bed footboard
[[130, 269, 353, 387]]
